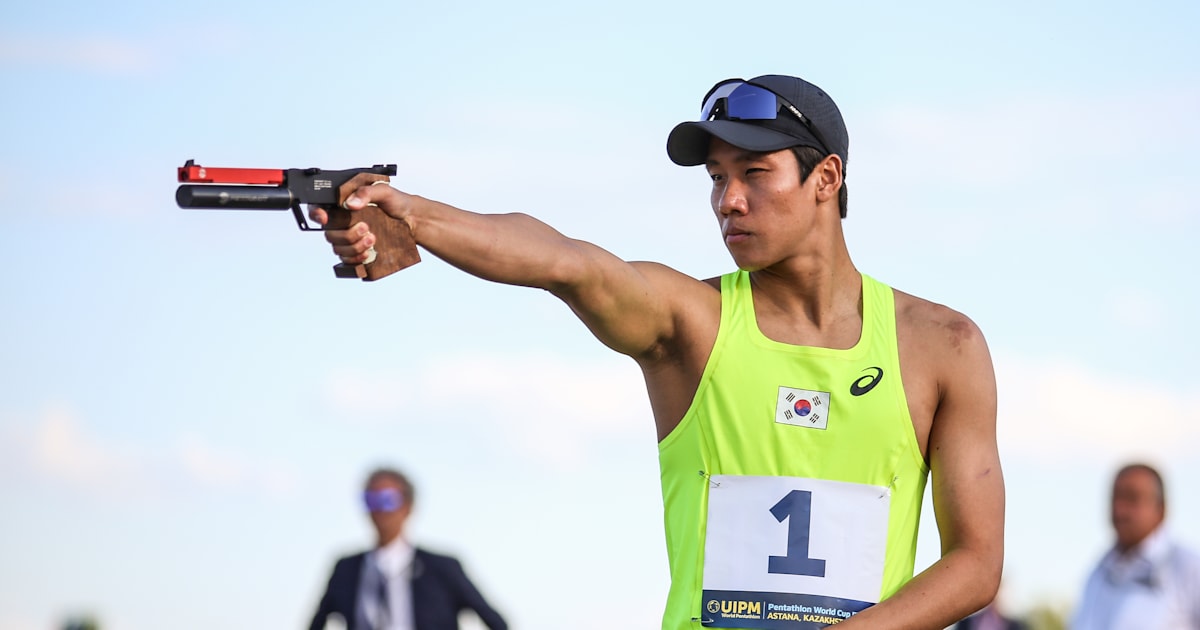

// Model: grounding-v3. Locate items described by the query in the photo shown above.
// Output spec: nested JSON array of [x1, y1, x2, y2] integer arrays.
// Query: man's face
[[364, 476, 411, 545], [704, 138, 820, 271], [1111, 468, 1164, 550]]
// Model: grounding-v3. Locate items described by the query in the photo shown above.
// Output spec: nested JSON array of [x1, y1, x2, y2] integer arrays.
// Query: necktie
[[374, 568, 391, 630]]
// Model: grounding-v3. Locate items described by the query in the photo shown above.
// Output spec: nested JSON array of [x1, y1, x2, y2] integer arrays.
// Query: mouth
[[724, 226, 751, 243]]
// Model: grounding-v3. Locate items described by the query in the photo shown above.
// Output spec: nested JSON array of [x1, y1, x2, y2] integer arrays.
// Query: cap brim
[[666, 120, 824, 166]]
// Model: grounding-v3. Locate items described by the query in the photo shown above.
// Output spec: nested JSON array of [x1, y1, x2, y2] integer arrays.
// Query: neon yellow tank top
[[657, 271, 928, 629]]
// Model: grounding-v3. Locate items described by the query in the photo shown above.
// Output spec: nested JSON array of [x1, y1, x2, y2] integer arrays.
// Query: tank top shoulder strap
[[860, 273, 897, 353], [718, 269, 755, 337]]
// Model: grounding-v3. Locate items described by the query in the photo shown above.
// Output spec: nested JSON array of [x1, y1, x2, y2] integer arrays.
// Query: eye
[[709, 173, 725, 183], [746, 167, 766, 176]]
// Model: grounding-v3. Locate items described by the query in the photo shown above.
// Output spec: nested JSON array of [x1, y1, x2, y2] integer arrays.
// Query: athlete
[[311, 74, 1004, 629]]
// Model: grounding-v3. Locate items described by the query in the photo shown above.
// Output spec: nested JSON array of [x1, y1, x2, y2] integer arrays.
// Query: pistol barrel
[[175, 185, 296, 210]]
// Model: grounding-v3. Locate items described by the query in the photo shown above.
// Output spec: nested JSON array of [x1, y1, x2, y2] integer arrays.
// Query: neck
[[1116, 525, 1162, 555], [748, 244, 861, 348], [751, 212, 856, 315], [377, 530, 404, 548]]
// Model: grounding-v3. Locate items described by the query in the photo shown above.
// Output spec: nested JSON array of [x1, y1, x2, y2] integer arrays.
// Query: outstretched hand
[[308, 174, 414, 264]]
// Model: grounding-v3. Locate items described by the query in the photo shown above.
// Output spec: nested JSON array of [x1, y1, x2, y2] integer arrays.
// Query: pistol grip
[[325, 177, 421, 281]]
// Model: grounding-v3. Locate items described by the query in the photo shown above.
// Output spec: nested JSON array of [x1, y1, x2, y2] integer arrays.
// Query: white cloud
[[176, 433, 299, 495], [336, 348, 1200, 467], [995, 353, 1200, 459], [24, 405, 152, 498], [0, 36, 159, 76], [857, 85, 1200, 189], [323, 371, 417, 419], [0, 405, 298, 499], [1105, 287, 1170, 330], [0, 611, 43, 630], [1139, 176, 1200, 225], [324, 351, 652, 466]]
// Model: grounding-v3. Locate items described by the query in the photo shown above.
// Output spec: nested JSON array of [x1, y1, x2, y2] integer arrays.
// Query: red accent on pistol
[[177, 160, 286, 185]]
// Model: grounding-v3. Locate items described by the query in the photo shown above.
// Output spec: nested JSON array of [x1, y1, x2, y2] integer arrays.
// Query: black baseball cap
[[666, 74, 849, 171]]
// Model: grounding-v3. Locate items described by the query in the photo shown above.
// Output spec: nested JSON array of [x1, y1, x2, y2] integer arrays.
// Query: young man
[[312, 74, 1004, 629]]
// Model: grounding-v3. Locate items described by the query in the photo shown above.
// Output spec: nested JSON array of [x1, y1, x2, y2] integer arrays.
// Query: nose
[[714, 178, 748, 216]]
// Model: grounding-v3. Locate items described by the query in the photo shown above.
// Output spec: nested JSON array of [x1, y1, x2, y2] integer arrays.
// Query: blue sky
[[2, 1, 1198, 628]]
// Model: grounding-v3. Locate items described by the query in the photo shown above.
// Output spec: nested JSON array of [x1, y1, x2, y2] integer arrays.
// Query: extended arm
[[842, 311, 1004, 629], [310, 178, 702, 359]]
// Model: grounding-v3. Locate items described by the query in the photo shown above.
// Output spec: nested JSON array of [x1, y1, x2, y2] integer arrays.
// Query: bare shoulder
[[893, 288, 992, 366], [629, 260, 716, 285], [624, 261, 722, 358], [626, 261, 722, 305], [891, 287, 996, 459]]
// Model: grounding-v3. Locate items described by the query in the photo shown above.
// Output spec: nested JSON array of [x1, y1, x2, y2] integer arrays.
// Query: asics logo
[[849, 367, 884, 396]]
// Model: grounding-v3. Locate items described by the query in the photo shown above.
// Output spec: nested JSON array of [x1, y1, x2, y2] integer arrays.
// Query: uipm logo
[[711, 598, 763, 618]]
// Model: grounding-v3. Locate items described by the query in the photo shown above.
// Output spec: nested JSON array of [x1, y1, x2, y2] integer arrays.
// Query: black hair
[[1116, 462, 1165, 506], [365, 467, 415, 506]]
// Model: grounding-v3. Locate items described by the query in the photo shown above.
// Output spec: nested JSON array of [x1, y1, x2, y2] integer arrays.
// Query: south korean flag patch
[[775, 386, 831, 430]]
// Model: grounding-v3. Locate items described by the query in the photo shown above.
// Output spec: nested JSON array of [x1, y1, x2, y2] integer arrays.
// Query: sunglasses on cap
[[700, 79, 833, 156], [363, 488, 404, 513]]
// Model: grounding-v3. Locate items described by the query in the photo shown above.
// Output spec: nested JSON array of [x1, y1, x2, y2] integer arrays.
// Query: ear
[[813, 154, 843, 204]]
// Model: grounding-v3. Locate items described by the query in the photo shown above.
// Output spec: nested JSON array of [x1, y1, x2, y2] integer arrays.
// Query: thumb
[[339, 173, 395, 210], [344, 180, 395, 210]]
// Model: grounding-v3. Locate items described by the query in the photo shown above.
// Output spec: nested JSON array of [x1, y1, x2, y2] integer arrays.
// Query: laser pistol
[[175, 159, 420, 281]]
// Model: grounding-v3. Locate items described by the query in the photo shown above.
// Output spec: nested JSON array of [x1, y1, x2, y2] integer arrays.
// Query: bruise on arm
[[927, 307, 1004, 606]]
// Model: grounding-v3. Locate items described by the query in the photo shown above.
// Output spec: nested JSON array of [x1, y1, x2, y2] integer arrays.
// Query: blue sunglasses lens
[[725, 84, 779, 119], [364, 489, 403, 512], [701, 82, 780, 121], [698, 80, 832, 156]]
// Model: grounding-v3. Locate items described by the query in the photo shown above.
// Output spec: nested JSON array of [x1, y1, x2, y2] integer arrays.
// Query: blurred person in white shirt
[[1071, 463, 1200, 630]]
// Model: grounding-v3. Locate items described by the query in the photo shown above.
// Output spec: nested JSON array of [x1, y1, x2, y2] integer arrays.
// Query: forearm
[[400, 195, 677, 355], [329, 183, 686, 356], [845, 305, 1004, 628], [404, 194, 596, 290], [837, 547, 1000, 630]]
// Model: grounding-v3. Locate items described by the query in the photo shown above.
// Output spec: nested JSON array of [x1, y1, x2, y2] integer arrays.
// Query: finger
[[307, 204, 329, 225], [324, 223, 376, 259], [340, 229, 372, 261], [323, 221, 370, 245]]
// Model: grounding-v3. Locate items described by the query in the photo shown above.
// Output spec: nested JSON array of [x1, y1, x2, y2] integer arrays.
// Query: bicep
[[549, 247, 704, 359], [927, 320, 1004, 562]]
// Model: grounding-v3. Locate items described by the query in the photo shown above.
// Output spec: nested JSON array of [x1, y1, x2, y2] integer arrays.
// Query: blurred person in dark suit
[[308, 467, 507, 630], [955, 593, 1026, 630]]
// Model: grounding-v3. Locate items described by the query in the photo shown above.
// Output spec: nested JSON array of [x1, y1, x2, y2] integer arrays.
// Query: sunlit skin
[[1111, 467, 1164, 553], [706, 139, 845, 275], [305, 135, 1004, 629], [703, 138, 868, 361], [366, 476, 412, 548]]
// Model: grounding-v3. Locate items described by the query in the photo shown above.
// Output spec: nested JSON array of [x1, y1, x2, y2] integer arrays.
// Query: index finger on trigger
[[307, 204, 329, 225]]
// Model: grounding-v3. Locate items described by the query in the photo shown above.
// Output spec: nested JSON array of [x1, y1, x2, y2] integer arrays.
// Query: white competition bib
[[701, 475, 890, 628]]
